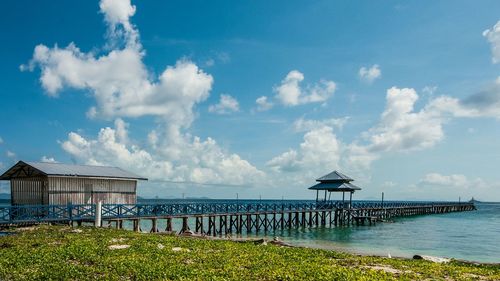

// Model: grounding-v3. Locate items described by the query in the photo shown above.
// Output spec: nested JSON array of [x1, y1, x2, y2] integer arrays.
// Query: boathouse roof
[[308, 181, 361, 192], [316, 170, 354, 182], [0, 161, 147, 181]]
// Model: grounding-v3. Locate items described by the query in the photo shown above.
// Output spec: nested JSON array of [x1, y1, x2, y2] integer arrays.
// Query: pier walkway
[[0, 201, 475, 234]]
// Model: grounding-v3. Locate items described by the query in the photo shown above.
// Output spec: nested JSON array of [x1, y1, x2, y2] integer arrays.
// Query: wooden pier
[[98, 202, 475, 235], [0, 201, 475, 235]]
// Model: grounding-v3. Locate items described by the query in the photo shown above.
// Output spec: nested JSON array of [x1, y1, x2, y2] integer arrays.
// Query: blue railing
[[0, 200, 471, 224]]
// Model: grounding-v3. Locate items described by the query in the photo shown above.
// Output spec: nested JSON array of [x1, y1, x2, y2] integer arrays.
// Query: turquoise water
[[250, 203, 500, 263]]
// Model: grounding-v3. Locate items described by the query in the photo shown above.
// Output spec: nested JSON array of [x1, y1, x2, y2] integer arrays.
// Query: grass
[[0, 226, 498, 280]]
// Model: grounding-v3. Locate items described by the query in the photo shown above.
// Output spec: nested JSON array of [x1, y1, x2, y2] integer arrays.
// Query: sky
[[0, 0, 500, 201]]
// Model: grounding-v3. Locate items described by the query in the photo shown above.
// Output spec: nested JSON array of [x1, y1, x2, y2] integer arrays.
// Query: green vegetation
[[0, 226, 498, 280]]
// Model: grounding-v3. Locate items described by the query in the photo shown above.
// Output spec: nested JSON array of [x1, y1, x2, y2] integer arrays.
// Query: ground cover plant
[[0, 226, 498, 280]]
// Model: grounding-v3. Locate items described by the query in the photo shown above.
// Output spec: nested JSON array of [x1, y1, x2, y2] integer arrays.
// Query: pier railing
[[0, 201, 473, 225]]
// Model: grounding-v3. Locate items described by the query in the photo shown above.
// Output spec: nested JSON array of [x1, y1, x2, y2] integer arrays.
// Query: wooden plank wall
[[47, 177, 137, 205], [11, 177, 47, 205]]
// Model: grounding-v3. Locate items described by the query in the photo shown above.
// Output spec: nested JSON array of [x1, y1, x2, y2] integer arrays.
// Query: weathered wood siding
[[11, 177, 48, 205], [47, 177, 137, 205]]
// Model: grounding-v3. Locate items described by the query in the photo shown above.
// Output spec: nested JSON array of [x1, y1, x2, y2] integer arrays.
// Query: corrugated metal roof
[[316, 170, 354, 182], [308, 181, 361, 191], [0, 161, 147, 180]]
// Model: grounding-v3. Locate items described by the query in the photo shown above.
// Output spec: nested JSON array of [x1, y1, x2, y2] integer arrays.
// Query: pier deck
[[0, 201, 475, 234]]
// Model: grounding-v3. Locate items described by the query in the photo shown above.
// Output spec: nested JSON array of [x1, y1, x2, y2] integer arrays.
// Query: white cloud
[[204, 58, 215, 67], [255, 96, 273, 112], [293, 117, 349, 132], [274, 70, 336, 106], [267, 126, 341, 185], [99, 0, 138, 47], [428, 77, 500, 119], [25, 0, 265, 188], [359, 64, 381, 83], [364, 87, 446, 153], [6, 150, 16, 159], [420, 173, 470, 188], [41, 156, 58, 163], [62, 120, 265, 185], [381, 181, 396, 188], [422, 86, 437, 96], [208, 94, 240, 114], [483, 20, 500, 63]]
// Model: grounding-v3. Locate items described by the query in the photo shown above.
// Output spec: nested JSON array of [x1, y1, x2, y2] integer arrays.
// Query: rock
[[70, 229, 83, 233], [413, 255, 450, 263], [172, 247, 191, 252], [110, 238, 126, 243], [108, 244, 130, 250], [179, 230, 196, 236], [363, 265, 403, 274]]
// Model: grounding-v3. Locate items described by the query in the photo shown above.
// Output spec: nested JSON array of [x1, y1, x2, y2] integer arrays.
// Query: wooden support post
[[150, 218, 158, 233], [280, 212, 285, 229], [246, 214, 252, 233], [180, 217, 190, 233], [166, 217, 173, 232], [238, 215, 243, 234], [133, 219, 140, 232]]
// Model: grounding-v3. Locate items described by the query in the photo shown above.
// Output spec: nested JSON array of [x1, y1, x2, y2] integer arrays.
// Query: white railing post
[[95, 201, 102, 227]]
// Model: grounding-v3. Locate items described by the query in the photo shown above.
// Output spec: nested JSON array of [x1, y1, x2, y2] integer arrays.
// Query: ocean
[[1, 200, 498, 263], [263, 202, 500, 263]]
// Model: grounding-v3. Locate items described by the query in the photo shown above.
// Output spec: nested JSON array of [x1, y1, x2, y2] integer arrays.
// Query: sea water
[[247, 202, 500, 263]]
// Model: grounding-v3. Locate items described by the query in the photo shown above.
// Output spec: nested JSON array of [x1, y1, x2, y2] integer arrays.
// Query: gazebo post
[[349, 192, 353, 208], [342, 192, 345, 204], [328, 191, 331, 202], [316, 190, 319, 202], [324, 190, 327, 201]]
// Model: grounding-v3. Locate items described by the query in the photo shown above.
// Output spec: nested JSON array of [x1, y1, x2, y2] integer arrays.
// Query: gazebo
[[308, 170, 361, 207]]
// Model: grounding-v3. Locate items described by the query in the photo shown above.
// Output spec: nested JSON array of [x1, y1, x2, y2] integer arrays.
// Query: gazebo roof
[[316, 170, 354, 183], [308, 181, 361, 192]]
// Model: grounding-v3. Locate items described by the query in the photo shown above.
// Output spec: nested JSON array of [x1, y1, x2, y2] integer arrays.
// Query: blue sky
[[1, 0, 499, 201]]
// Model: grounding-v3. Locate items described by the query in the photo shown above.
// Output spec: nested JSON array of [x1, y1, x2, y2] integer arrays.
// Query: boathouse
[[309, 170, 361, 205], [0, 161, 147, 205]]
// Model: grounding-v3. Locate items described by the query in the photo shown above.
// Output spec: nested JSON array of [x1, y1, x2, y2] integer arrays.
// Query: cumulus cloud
[[429, 77, 500, 119], [483, 20, 500, 63], [25, 0, 264, 187], [255, 96, 273, 112], [420, 173, 470, 188], [208, 94, 240, 114], [41, 156, 58, 163], [293, 117, 349, 132], [274, 70, 336, 106], [267, 126, 342, 185], [61, 120, 265, 185], [422, 86, 437, 96], [6, 150, 16, 159], [359, 64, 381, 83], [344, 80, 500, 171], [364, 87, 446, 153]]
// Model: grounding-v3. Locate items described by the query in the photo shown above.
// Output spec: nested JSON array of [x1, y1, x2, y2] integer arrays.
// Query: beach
[[0, 225, 499, 280]]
